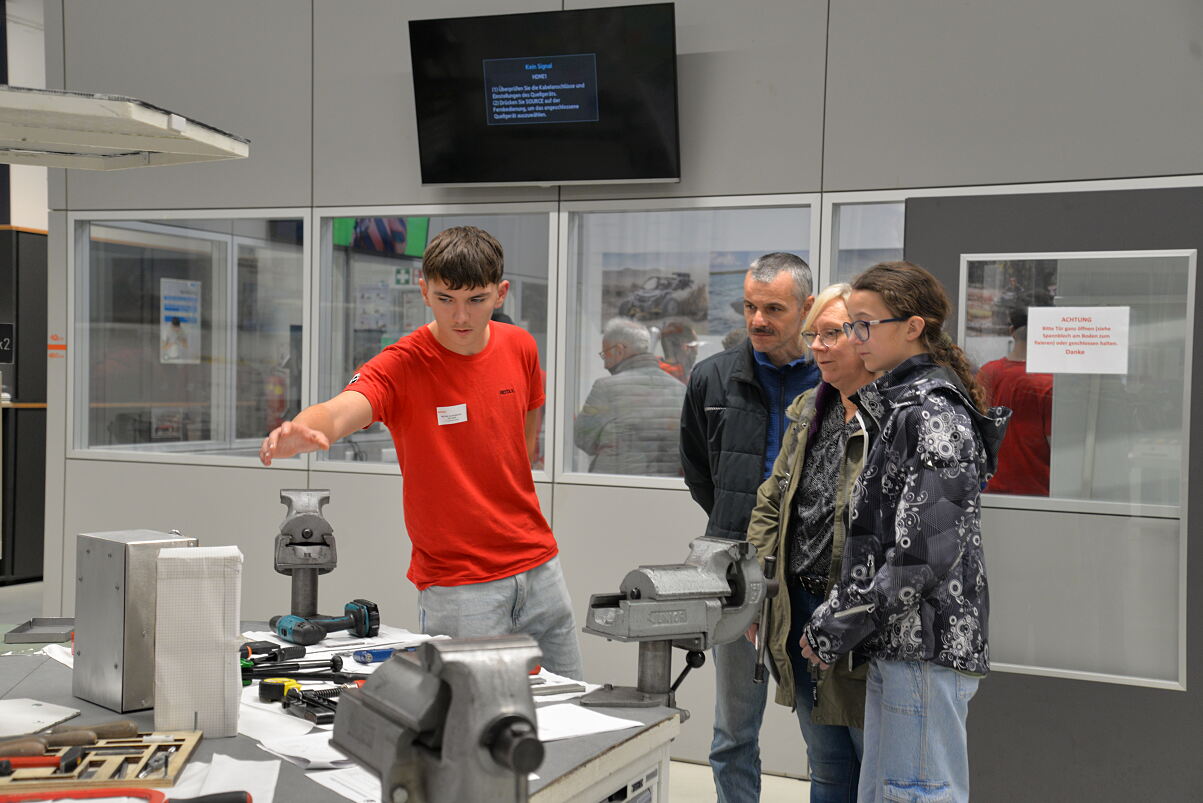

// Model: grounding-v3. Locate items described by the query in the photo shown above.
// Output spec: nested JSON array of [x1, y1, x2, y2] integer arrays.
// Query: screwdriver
[[352, 647, 409, 664]]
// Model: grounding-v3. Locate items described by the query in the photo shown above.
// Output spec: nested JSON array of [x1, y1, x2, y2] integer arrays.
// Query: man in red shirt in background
[[259, 226, 582, 678], [977, 304, 1054, 496]]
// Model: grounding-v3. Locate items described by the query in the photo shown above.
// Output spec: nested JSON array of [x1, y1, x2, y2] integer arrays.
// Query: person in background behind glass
[[976, 302, 1053, 496], [658, 318, 700, 382], [574, 317, 686, 476]]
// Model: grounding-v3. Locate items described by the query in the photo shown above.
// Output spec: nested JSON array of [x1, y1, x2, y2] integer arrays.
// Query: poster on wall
[[355, 282, 390, 330], [160, 278, 201, 364], [600, 252, 709, 328], [1027, 306, 1129, 374]]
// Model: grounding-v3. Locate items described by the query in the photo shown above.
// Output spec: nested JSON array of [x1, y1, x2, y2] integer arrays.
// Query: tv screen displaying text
[[484, 54, 599, 125]]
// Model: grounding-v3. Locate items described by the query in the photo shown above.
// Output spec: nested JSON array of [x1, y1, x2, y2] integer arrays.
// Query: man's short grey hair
[[748, 252, 813, 301], [604, 317, 651, 354]]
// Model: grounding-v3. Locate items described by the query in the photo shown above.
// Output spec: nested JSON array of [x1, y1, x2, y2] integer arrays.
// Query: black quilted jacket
[[680, 341, 771, 540]]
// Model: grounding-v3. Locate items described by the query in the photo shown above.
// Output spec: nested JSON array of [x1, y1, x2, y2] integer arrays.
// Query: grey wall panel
[[825, 0, 1203, 191], [40, 211, 67, 616], [58, 460, 308, 618], [983, 508, 1179, 681], [905, 187, 1203, 801], [561, 0, 827, 202], [60, 0, 312, 210], [312, 0, 558, 207], [552, 483, 808, 776], [43, 1, 66, 211]]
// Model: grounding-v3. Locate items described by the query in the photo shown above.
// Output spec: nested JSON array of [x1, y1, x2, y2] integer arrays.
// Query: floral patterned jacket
[[803, 354, 1010, 674]]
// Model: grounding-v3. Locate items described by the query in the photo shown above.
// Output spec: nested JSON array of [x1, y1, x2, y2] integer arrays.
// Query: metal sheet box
[[72, 529, 197, 712]]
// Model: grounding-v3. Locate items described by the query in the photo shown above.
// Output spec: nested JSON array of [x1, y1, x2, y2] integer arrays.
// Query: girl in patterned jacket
[[800, 262, 1010, 803]]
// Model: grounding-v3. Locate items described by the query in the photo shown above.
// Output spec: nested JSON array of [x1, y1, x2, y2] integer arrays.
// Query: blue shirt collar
[[751, 348, 811, 371]]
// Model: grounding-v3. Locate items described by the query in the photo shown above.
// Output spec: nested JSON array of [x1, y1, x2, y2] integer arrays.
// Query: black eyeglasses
[[801, 328, 845, 348], [842, 317, 907, 342]]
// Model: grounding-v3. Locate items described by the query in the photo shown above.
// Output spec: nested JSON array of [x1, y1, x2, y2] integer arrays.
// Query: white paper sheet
[[38, 642, 75, 667], [308, 765, 383, 803], [239, 696, 316, 743], [259, 729, 356, 770], [160, 755, 281, 803], [535, 703, 642, 742]]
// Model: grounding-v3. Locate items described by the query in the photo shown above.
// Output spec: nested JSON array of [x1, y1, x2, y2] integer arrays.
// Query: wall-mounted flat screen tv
[[408, 3, 680, 187]]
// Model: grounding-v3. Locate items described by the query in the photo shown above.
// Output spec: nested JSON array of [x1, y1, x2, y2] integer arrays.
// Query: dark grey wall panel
[[904, 187, 1203, 801], [825, 1, 1203, 191], [562, 0, 827, 201], [61, 0, 312, 210], [313, 0, 558, 207]]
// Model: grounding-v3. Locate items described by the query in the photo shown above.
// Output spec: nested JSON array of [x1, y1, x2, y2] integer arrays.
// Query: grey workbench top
[[0, 651, 679, 801]]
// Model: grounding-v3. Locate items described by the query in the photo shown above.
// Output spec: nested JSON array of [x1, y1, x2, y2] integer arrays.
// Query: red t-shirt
[[978, 357, 1054, 496], [346, 322, 557, 589]]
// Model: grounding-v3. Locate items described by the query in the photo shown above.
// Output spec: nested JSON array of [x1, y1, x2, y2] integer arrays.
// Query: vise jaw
[[332, 635, 544, 803], [274, 489, 337, 617], [584, 536, 765, 650]]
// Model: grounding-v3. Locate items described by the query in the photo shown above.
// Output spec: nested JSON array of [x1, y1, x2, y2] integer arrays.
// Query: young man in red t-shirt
[[260, 226, 582, 678], [978, 305, 1054, 496]]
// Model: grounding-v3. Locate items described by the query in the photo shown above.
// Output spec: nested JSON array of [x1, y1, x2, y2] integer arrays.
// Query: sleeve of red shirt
[[344, 343, 408, 428], [522, 331, 546, 411]]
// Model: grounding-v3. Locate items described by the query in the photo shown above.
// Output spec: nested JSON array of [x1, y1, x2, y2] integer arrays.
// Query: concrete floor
[[0, 580, 812, 801]]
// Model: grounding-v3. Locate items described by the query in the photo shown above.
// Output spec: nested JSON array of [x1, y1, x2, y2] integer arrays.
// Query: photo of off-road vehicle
[[617, 271, 706, 320]]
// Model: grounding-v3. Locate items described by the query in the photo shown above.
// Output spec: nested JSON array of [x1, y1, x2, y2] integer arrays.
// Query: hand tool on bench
[[0, 745, 85, 777], [269, 598, 380, 646], [0, 719, 138, 754], [240, 641, 306, 664]]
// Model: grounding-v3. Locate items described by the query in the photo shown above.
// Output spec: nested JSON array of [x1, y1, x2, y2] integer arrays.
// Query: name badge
[[436, 403, 468, 426]]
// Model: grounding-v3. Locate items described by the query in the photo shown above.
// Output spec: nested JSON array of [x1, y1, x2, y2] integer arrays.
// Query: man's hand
[[800, 638, 830, 671], [260, 420, 330, 465], [260, 392, 373, 466], [745, 623, 758, 645]]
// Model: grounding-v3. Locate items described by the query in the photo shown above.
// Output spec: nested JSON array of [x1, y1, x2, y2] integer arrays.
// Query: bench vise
[[581, 537, 766, 712], [332, 635, 544, 803], [274, 489, 337, 618]]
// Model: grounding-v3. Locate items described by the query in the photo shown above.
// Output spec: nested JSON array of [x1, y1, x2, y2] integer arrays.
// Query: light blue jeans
[[710, 636, 769, 803], [858, 659, 979, 803], [417, 556, 583, 680], [789, 584, 864, 803]]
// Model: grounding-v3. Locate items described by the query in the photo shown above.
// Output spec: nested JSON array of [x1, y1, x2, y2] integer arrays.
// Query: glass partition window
[[831, 202, 904, 283], [318, 213, 550, 467], [960, 251, 1192, 509], [75, 218, 304, 457], [564, 205, 811, 479]]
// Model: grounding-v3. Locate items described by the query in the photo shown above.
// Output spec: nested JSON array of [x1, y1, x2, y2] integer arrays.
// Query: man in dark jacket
[[680, 252, 818, 803]]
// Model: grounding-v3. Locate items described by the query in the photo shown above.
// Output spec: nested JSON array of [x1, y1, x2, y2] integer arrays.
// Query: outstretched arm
[[260, 391, 374, 465]]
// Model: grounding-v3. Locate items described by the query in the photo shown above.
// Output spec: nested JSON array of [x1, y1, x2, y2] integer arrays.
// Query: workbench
[[0, 650, 680, 802]]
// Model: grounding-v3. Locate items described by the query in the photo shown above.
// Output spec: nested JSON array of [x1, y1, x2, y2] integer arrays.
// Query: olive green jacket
[[746, 383, 867, 726]]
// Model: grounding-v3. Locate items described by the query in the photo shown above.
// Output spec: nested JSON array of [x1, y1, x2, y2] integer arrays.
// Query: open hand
[[260, 420, 330, 465]]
